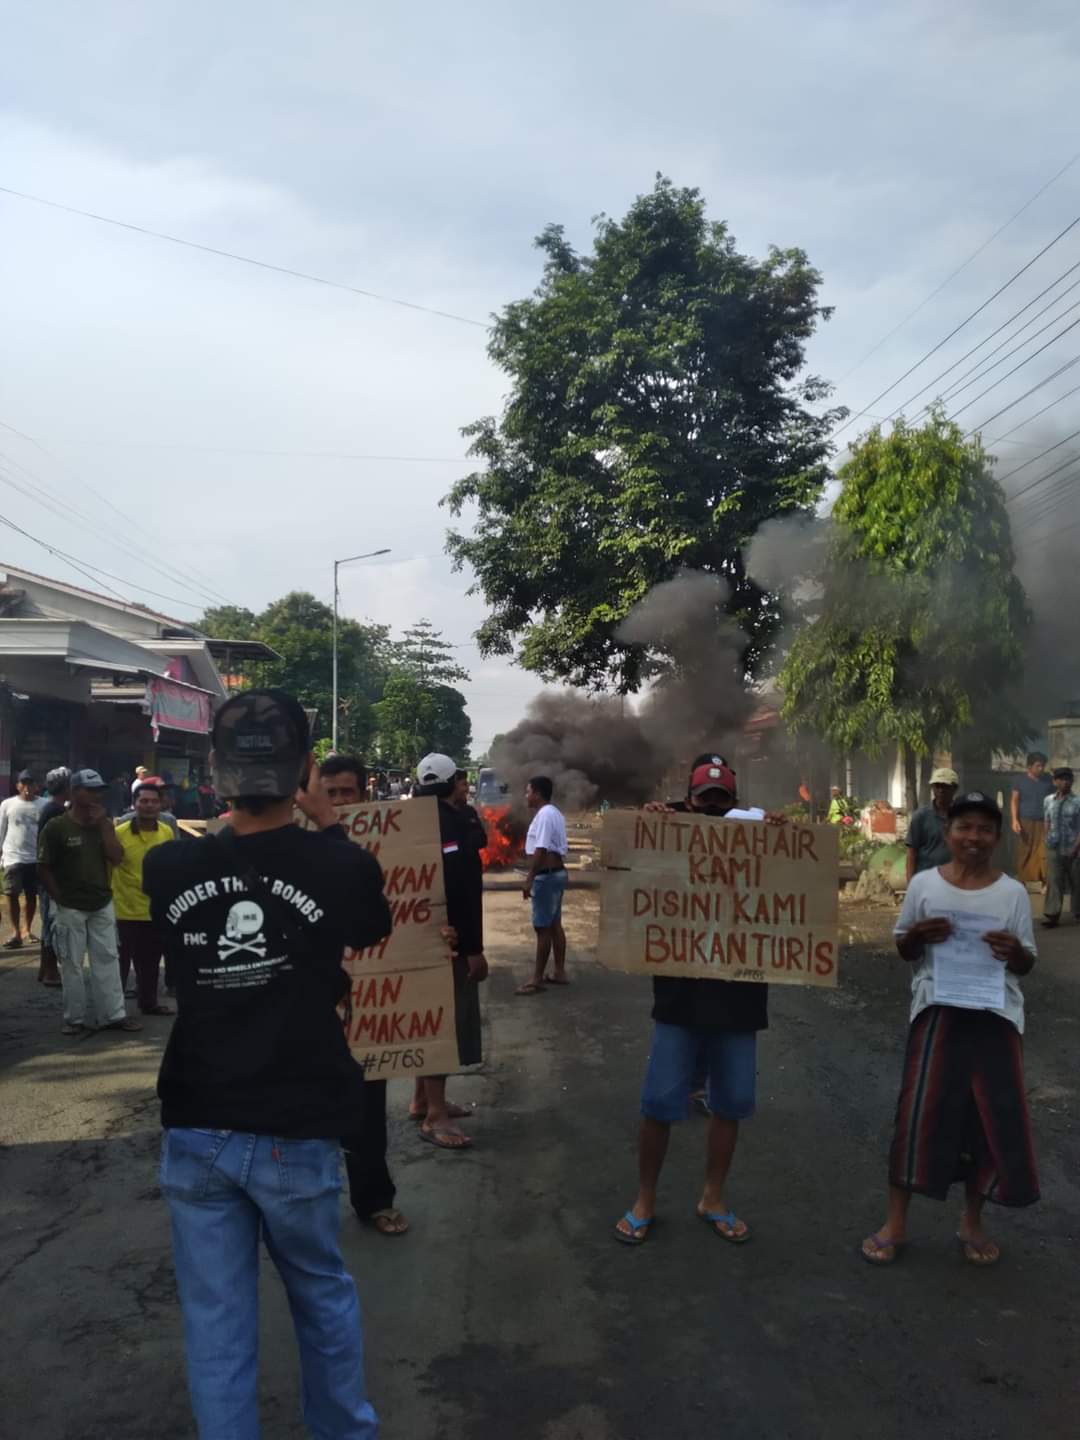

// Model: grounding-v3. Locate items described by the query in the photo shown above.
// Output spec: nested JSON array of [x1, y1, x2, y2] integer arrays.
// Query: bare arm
[[905, 846, 915, 885], [98, 815, 124, 866], [0, 804, 8, 857], [37, 863, 61, 903], [1010, 788, 1021, 835]]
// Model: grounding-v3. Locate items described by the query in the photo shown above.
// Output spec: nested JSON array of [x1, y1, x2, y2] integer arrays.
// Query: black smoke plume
[[489, 571, 753, 812]]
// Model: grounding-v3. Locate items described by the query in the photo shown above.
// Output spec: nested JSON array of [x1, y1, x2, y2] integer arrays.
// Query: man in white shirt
[[0, 769, 43, 948], [517, 776, 569, 994]]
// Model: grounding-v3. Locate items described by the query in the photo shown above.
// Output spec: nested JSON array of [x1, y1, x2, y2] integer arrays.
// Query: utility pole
[[332, 548, 390, 750]]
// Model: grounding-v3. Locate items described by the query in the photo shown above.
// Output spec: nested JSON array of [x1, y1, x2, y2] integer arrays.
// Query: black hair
[[1053, 767, 1074, 782], [528, 776, 554, 802], [454, 769, 468, 783], [1026, 751, 1048, 766], [320, 753, 367, 786], [232, 796, 284, 816]]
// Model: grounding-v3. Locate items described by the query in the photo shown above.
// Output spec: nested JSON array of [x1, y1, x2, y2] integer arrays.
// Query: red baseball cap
[[134, 775, 166, 792], [689, 761, 737, 797]]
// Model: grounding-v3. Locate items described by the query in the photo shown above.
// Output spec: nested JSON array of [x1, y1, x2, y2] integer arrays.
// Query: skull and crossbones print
[[218, 900, 268, 960]]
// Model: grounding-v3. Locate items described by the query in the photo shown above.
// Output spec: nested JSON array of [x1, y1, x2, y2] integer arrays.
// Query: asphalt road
[[1, 887, 1078, 1440]]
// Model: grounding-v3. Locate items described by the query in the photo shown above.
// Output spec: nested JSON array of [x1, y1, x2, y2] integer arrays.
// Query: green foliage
[[198, 605, 258, 639], [370, 677, 472, 768], [837, 826, 879, 874], [444, 175, 843, 689], [371, 676, 434, 771], [780, 411, 1031, 761], [197, 595, 413, 755], [398, 619, 470, 687]]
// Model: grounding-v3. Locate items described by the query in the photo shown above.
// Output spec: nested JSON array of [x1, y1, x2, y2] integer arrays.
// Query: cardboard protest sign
[[598, 809, 839, 988], [305, 798, 459, 1078]]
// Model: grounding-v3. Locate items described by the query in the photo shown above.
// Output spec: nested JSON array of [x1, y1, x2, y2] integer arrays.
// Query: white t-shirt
[[526, 803, 568, 858], [0, 795, 42, 866], [894, 868, 1035, 1033]]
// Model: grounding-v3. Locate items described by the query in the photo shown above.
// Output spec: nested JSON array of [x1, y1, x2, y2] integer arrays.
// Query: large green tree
[[398, 619, 470, 687], [371, 675, 434, 771], [196, 593, 395, 752], [371, 677, 471, 768], [444, 175, 843, 689], [779, 412, 1031, 806]]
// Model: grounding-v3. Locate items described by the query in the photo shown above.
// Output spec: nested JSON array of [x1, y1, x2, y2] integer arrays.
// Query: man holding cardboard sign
[[607, 755, 838, 1247]]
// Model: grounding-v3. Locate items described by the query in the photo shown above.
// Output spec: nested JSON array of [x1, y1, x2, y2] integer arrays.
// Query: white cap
[[416, 753, 457, 785]]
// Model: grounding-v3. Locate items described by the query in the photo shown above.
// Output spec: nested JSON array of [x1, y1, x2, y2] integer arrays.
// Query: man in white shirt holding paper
[[517, 776, 569, 994], [862, 791, 1038, 1271]]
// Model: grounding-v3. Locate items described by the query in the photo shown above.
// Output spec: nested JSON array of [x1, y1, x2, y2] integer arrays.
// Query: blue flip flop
[[614, 1211, 654, 1246], [698, 1209, 751, 1244]]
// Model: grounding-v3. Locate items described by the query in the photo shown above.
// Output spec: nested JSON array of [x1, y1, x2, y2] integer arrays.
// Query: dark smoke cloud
[[998, 424, 1080, 726], [489, 570, 752, 813]]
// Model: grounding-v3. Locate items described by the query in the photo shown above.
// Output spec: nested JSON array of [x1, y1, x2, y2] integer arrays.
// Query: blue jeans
[[641, 1023, 757, 1123], [160, 1128, 378, 1440], [531, 868, 568, 929]]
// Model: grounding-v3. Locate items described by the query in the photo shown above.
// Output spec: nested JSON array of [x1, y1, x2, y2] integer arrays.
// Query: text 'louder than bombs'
[[597, 810, 839, 988]]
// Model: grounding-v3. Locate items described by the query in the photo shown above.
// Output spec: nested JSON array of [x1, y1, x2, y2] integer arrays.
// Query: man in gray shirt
[[905, 767, 959, 883]]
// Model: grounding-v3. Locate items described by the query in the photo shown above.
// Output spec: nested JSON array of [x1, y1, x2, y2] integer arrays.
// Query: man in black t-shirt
[[145, 690, 390, 1440], [615, 755, 779, 1249], [408, 753, 488, 1149]]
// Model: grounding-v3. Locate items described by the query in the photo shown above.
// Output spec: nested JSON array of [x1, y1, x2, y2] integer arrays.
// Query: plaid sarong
[[889, 1005, 1039, 1207]]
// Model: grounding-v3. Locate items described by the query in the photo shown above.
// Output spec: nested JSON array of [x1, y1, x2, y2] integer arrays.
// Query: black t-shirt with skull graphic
[[146, 822, 391, 1138]]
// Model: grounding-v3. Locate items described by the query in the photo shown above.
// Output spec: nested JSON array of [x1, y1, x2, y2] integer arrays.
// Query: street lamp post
[[332, 548, 390, 750]]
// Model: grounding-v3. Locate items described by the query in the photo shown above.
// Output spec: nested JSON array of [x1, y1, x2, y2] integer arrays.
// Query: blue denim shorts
[[641, 1022, 757, 1123], [531, 868, 568, 929]]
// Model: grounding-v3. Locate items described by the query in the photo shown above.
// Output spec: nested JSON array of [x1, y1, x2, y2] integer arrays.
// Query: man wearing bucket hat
[[905, 767, 960, 884]]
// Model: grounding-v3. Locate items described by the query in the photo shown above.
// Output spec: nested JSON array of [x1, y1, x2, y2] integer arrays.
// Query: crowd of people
[[10, 692, 1057, 1438]]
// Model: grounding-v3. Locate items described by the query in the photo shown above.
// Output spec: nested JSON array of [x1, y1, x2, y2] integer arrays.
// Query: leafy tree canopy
[[445, 174, 843, 689], [398, 618, 470, 687], [196, 592, 395, 753], [780, 411, 1031, 768]]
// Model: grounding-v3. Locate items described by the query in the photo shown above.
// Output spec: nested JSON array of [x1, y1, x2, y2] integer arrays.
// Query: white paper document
[[931, 909, 1007, 1011]]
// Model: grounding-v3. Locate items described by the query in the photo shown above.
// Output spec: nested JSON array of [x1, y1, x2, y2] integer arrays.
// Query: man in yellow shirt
[[113, 777, 174, 1015]]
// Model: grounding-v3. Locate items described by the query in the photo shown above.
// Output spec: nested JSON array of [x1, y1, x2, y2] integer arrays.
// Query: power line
[[49, 439, 469, 463], [0, 184, 489, 330], [0, 423, 238, 607], [894, 261, 1080, 419], [995, 427, 1080, 486], [946, 311, 1080, 420], [936, 293, 1080, 414], [835, 210, 1080, 438], [965, 352, 1080, 436], [836, 148, 1080, 385], [0, 510, 127, 600], [1007, 449, 1080, 507], [986, 379, 1080, 444], [0, 453, 234, 611]]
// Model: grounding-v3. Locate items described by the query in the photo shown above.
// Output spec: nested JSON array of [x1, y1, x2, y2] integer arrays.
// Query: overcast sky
[[2, 1, 1079, 750]]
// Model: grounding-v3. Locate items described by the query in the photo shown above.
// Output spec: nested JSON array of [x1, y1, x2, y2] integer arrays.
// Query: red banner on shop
[[146, 676, 211, 738]]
